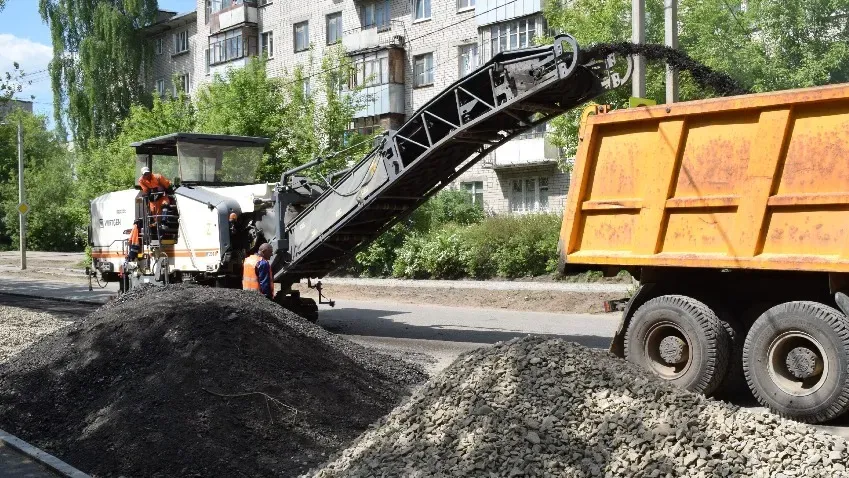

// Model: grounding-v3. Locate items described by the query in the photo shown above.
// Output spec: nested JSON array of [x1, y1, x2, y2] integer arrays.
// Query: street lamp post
[[665, 0, 679, 103], [632, 0, 646, 98], [17, 117, 26, 270]]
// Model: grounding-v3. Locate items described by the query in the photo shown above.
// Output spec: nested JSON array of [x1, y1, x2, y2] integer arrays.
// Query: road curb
[[0, 428, 91, 477]]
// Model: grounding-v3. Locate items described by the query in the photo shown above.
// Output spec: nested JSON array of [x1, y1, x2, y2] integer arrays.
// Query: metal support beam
[[665, 0, 679, 103], [632, 0, 646, 98]]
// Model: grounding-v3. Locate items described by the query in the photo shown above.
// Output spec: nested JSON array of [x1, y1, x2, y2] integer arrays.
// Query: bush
[[418, 226, 469, 279]]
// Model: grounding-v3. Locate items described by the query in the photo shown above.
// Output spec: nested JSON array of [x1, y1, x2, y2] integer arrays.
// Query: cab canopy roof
[[130, 133, 271, 156]]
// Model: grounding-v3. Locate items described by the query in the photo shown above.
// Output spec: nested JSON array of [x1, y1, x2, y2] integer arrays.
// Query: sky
[[0, 0, 196, 128]]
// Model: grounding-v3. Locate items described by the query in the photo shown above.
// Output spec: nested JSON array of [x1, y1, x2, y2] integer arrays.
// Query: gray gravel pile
[[310, 336, 849, 478], [0, 305, 68, 363]]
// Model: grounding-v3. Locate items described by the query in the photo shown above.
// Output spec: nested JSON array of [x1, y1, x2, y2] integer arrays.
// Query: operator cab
[[130, 133, 270, 246]]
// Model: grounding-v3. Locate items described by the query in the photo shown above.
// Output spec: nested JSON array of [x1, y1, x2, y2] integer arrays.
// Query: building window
[[518, 122, 547, 139], [458, 43, 478, 78], [209, 29, 256, 65], [457, 0, 475, 10], [208, 0, 254, 15], [413, 0, 431, 20], [174, 73, 189, 95], [261, 31, 274, 57], [154, 38, 164, 55], [488, 16, 544, 59], [362, 0, 390, 30], [155, 78, 165, 96], [205, 49, 210, 74], [174, 30, 189, 54], [414, 53, 433, 87], [326, 13, 342, 45], [352, 116, 383, 136], [510, 176, 551, 213], [294, 21, 309, 52], [461, 181, 484, 205], [351, 53, 389, 88]]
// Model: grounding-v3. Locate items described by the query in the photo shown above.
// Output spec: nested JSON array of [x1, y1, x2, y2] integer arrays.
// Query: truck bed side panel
[[560, 83, 849, 272]]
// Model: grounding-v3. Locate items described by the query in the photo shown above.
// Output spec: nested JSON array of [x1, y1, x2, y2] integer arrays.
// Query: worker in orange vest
[[243, 243, 273, 299], [138, 167, 173, 222], [126, 219, 143, 262]]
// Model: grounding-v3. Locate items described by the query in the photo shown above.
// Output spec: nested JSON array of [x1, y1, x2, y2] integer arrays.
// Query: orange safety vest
[[242, 254, 261, 291], [138, 173, 171, 194]]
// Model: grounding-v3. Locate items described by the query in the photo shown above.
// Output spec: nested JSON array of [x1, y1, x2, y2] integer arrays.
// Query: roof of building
[[144, 9, 198, 36], [131, 133, 271, 156]]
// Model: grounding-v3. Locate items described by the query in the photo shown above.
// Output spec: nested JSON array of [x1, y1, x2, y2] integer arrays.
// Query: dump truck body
[[558, 83, 849, 424], [559, 82, 849, 273]]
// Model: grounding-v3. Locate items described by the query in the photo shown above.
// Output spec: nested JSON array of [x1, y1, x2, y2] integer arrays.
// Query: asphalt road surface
[[318, 299, 620, 373]]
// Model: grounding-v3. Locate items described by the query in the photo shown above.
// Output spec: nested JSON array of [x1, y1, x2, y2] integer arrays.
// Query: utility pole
[[17, 117, 26, 270], [665, 0, 679, 103], [632, 0, 646, 98]]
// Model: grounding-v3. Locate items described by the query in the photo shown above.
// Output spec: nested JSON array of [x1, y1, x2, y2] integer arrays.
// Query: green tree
[[543, 0, 849, 162], [0, 110, 77, 250], [73, 93, 195, 228], [39, 0, 159, 144]]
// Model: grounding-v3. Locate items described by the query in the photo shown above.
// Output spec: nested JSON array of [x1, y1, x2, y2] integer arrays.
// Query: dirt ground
[[293, 283, 627, 314]]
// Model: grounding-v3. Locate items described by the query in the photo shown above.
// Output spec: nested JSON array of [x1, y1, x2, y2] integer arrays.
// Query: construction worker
[[242, 243, 273, 299], [126, 219, 143, 262], [138, 166, 173, 222]]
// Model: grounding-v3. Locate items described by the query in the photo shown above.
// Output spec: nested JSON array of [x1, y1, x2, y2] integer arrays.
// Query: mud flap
[[609, 282, 656, 357]]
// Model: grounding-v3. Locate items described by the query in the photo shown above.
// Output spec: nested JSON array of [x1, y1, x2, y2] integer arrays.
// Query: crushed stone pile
[[0, 284, 426, 477], [0, 305, 68, 363], [310, 336, 849, 478]]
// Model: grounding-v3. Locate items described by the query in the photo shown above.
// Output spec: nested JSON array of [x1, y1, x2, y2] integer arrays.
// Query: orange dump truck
[[558, 83, 849, 424]]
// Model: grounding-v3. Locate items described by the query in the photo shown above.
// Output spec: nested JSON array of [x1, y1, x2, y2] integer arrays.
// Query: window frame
[[294, 21, 309, 53], [155, 78, 166, 96], [458, 43, 478, 78], [154, 38, 164, 55], [326, 12, 343, 45], [487, 15, 542, 59], [413, 52, 434, 88], [174, 30, 189, 54], [413, 0, 431, 21], [261, 30, 274, 58], [460, 181, 484, 206], [173, 73, 190, 95], [457, 0, 475, 11], [510, 176, 551, 213]]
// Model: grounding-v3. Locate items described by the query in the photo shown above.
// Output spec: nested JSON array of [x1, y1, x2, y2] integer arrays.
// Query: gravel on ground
[[309, 336, 849, 478], [0, 305, 69, 363], [0, 284, 426, 477]]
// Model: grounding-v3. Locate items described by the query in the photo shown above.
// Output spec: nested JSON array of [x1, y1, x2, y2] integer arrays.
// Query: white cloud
[[0, 34, 54, 119]]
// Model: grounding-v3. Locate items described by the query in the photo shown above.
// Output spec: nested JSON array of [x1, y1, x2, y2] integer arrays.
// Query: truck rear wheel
[[743, 301, 849, 423], [625, 295, 730, 396]]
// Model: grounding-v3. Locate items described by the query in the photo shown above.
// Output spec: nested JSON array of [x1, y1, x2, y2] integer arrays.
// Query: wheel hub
[[659, 336, 686, 364], [785, 346, 820, 379], [767, 331, 829, 397]]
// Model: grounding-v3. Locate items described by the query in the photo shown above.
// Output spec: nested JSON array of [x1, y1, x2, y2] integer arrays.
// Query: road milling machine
[[88, 34, 633, 323]]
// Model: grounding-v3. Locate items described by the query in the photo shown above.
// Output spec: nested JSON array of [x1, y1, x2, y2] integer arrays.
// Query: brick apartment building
[[143, 0, 570, 215]]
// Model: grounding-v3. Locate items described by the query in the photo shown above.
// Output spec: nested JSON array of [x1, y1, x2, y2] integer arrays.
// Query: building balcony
[[342, 25, 404, 54], [347, 83, 406, 118], [482, 134, 560, 169], [209, 1, 258, 34], [475, 0, 542, 26]]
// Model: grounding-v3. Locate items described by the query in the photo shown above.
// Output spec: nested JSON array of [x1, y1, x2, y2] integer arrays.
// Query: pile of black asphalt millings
[[309, 337, 849, 478], [0, 284, 426, 477]]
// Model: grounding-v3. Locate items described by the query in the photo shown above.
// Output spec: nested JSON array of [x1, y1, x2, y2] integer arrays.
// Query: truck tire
[[743, 301, 849, 423], [715, 311, 748, 399], [299, 298, 319, 323], [625, 295, 730, 396]]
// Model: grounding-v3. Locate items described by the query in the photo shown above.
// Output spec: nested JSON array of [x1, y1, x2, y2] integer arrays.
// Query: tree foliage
[[543, 0, 849, 162], [39, 0, 158, 144], [0, 110, 80, 251]]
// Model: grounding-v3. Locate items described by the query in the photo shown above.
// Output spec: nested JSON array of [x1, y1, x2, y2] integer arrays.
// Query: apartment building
[[143, 0, 570, 215]]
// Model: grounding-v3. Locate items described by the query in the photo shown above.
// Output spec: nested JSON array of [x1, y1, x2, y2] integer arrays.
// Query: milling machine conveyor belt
[[277, 34, 625, 282]]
